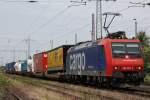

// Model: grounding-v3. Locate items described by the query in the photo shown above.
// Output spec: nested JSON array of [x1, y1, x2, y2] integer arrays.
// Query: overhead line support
[[89, 0, 116, 39]]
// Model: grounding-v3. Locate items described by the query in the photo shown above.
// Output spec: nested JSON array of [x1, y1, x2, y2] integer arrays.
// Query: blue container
[[66, 42, 106, 76], [5, 62, 15, 73], [21, 60, 27, 73]]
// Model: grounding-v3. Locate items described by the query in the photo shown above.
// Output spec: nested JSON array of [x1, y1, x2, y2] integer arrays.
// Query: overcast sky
[[0, 0, 150, 64]]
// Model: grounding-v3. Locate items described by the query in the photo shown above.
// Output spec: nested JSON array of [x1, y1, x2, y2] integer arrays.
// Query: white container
[[14, 61, 21, 72], [27, 59, 34, 73]]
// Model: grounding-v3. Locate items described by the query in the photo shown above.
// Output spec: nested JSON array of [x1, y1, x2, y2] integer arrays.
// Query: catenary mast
[[92, 0, 116, 39]]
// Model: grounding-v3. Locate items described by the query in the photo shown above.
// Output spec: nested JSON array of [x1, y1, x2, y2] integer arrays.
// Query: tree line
[[137, 31, 150, 73]]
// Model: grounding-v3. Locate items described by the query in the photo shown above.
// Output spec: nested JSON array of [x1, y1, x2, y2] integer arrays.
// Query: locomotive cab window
[[126, 44, 139, 54], [112, 43, 125, 54], [112, 43, 142, 58]]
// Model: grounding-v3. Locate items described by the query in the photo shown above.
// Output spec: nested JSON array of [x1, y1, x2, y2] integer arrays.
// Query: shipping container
[[33, 52, 48, 73], [5, 62, 15, 73], [47, 45, 72, 73], [21, 60, 27, 73], [14, 60, 27, 73], [27, 58, 34, 73], [14, 61, 21, 72], [47, 48, 63, 68], [66, 42, 106, 76]]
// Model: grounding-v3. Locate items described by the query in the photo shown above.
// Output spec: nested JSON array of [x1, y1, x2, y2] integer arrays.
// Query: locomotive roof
[[101, 38, 140, 43], [34, 39, 140, 55], [68, 41, 96, 51], [68, 38, 141, 52]]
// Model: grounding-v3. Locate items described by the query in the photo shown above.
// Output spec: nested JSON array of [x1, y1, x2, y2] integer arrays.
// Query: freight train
[[4, 33, 145, 86]]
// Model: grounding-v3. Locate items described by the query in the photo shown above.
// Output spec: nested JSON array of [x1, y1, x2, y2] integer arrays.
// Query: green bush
[[144, 73, 150, 84], [0, 73, 11, 87], [144, 46, 150, 73]]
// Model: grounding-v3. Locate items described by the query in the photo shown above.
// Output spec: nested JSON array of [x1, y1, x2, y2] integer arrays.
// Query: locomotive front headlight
[[136, 66, 141, 70], [114, 66, 118, 70], [138, 66, 141, 70]]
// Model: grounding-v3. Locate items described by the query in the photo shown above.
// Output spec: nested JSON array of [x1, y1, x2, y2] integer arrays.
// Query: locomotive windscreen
[[112, 42, 142, 58]]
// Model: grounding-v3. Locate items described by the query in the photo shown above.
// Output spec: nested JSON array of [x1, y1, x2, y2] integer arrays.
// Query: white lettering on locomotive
[[69, 52, 86, 73]]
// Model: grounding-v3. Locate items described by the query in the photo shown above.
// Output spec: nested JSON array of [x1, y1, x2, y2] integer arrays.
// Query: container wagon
[[33, 52, 48, 76], [14, 60, 28, 74], [14, 61, 21, 73], [5, 62, 16, 73], [27, 57, 34, 73], [45, 45, 73, 78], [20, 60, 28, 74]]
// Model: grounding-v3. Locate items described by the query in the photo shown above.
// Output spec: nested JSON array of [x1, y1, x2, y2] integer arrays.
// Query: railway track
[[125, 86, 150, 97], [6, 74, 150, 100], [13, 76, 115, 100], [41, 82, 150, 99], [40, 82, 116, 100], [10, 92, 23, 100], [109, 86, 150, 98], [5, 88, 23, 100]]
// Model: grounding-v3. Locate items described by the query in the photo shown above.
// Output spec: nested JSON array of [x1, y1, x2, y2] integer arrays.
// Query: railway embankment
[[0, 72, 32, 100], [0, 72, 11, 99], [0, 72, 83, 100], [0, 72, 150, 100], [0, 62, 150, 100]]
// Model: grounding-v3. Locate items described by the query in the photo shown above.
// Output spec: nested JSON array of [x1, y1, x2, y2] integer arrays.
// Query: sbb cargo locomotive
[[65, 39, 144, 86], [5, 37, 144, 86]]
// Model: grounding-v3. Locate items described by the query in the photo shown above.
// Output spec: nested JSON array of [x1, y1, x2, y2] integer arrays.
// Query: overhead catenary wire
[[24, 5, 48, 36], [29, 23, 90, 50], [0, 0, 65, 3], [22, 2, 70, 58], [117, 7, 131, 12], [26, 0, 88, 37], [35, 23, 90, 43], [52, 23, 90, 40], [110, 0, 150, 33], [129, 0, 147, 4], [23, 22, 90, 53], [29, 6, 70, 36], [1, 0, 150, 62]]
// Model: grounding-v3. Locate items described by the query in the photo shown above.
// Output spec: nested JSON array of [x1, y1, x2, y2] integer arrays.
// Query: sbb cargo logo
[[69, 52, 86, 74]]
